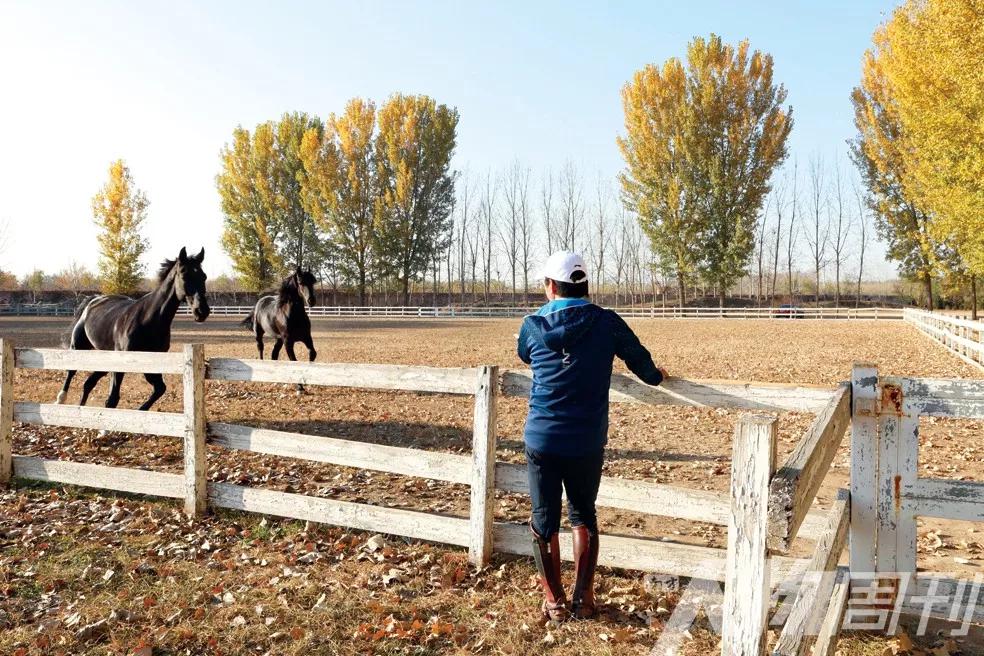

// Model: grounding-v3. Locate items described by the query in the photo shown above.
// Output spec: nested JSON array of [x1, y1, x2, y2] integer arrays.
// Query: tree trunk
[[677, 278, 686, 307], [971, 275, 978, 321], [924, 276, 934, 311]]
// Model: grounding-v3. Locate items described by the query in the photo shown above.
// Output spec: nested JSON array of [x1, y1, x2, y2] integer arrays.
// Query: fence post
[[875, 373, 918, 593], [850, 363, 879, 574], [183, 344, 207, 516], [721, 413, 776, 656], [468, 365, 498, 567], [0, 339, 13, 486]]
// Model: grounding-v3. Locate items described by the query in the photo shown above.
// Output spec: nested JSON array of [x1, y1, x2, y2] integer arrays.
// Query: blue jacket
[[517, 298, 664, 456]]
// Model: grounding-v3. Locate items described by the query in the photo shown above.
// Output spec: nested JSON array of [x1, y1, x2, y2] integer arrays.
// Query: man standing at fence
[[518, 251, 668, 621]]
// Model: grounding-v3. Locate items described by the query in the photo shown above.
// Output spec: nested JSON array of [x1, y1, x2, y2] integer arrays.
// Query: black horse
[[56, 247, 210, 410], [243, 268, 318, 366]]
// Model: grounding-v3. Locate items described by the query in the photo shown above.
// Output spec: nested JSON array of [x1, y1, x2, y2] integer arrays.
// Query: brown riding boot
[[531, 524, 569, 622], [571, 525, 599, 619]]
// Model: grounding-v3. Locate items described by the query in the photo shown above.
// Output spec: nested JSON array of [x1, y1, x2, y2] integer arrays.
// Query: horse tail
[[61, 296, 95, 348], [240, 308, 256, 332]]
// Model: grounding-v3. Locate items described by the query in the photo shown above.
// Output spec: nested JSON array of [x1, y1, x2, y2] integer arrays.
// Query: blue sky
[[0, 0, 898, 279]]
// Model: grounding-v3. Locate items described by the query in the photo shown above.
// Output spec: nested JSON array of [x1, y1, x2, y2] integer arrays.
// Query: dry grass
[[1, 316, 982, 655]]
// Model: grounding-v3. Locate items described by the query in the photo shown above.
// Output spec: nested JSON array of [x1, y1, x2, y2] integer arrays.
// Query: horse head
[[294, 267, 317, 307], [177, 247, 211, 322]]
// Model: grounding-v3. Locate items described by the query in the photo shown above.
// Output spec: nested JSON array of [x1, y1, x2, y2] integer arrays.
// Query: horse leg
[[57, 370, 77, 404], [255, 329, 265, 360], [79, 371, 108, 406], [271, 339, 283, 360], [302, 334, 317, 362], [105, 372, 125, 409], [138, 373, 167, 411], [57, 317, 93, 403], [285, 341, 305, 394]]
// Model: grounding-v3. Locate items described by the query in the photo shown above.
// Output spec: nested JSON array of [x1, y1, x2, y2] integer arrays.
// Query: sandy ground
[[1, 315, 982, 655]]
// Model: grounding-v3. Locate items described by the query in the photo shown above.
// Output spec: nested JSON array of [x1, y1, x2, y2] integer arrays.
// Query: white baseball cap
[[540, 250, 589, 283]]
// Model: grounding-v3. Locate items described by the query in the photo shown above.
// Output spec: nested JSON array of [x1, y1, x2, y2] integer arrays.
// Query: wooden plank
[[768, 384, 851, 551], [772, 490, 850, 656], [493, 521, 807, 582], [183, 344, 207, 516], [896, 406, 919, 578], [500, 370, 835, 412], [14, 347, 184, 374], [721, 414, 777, 656], [206, 358, 478, 395], [901, 574, 984, 625], [12, 455, 183, 498], [208, 422, 471, 484], [811, 566, 851, 656], [850, 363, 879, 574], [468, 365, 498, 566], [882, 376, 984, 419], [0, 339, 13, 485], [495, 461, 828, 540], [208, 481, 470, 546], [14, 401, 185, 437], [903, 478, 984, 523]]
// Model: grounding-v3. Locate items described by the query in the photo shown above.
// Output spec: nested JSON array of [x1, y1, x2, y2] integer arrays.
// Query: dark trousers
[[526, 446, 604, 540]]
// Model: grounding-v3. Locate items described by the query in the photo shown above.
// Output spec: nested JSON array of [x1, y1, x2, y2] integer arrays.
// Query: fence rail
[[1, 340, 982, 652], [170, 304, 906, 320], [904, 307, 984, 371]]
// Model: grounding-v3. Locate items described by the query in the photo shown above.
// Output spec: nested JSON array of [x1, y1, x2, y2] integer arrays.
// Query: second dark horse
[[57, 247, 210, 410], [243, 269, 318, 391]]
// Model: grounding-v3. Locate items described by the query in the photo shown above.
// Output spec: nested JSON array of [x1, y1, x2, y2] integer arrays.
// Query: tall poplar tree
[[92, 159, 149, 294], [850, 52, 943, 310], [273, 112, 324, 271], [374, 94, 458, 305], [217, 124, 282, 290], [876, 0, 984, 277], [301, 98, 378, 304], [619, 35, 791, 305]]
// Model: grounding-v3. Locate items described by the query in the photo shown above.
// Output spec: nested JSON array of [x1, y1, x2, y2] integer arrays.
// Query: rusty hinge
[[853, 383, 903, 417]]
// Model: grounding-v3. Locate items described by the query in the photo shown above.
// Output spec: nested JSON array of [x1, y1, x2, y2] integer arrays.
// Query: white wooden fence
[[178, 305, 905, 320], [1, 339, 982, 653], [905, 307, 984, 372]]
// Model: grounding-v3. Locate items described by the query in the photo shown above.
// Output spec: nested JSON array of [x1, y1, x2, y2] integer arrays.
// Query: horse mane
[[157, 258, 177, 283], [277, 274, 299, 303]]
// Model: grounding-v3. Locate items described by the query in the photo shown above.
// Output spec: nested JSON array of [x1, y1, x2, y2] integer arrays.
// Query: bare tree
[[559, 160, 583, 251], [611, 210, 630, 306], [786, 160, 800, 302], [456, 172, 474, 303], [829, 162, 854, 307], [590, 177, 612, 302], [805, 155, 829, 306], [755, 197, 770, 306], [854, 182, 869, 309], [517, 166, 534, 304], [770, 175, 788, 303], [540, 170, 556, 253], [479, 172, 497, 304], [501, 161, 523, 303]]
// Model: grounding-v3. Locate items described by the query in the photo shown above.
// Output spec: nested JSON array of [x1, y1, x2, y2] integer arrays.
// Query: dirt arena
[[1, 315, 981, 655]]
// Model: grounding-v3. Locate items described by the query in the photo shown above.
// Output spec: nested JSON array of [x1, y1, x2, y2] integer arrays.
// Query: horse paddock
[[1, 315, 982, 655]]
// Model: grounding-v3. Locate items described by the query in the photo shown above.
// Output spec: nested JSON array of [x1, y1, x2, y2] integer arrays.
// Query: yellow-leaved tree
[[92, 160, 149, 294], [618, 35, 792, 306], [217, 124, 283, 291], [874, 0, 984, 310], [374, 94, 458, 306], [850, 45, 949, 310], [301, 98, 378, 305]]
